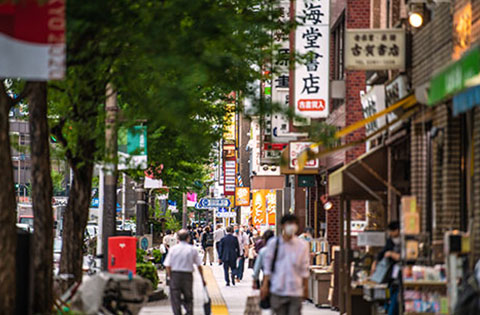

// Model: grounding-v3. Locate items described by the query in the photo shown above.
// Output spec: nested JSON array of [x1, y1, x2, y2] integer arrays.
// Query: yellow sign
[[223, 105, 236, 143], [252, 190, 266, 225], [265, 190, 276, 225], [453, 2, 471, 60], [235, 187, 250, 207]]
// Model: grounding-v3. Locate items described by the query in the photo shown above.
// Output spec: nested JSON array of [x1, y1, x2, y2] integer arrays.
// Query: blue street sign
[[197, 198, 231, 209]]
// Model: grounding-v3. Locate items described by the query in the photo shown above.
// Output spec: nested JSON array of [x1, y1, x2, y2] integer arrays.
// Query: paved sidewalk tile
[[140, 263, 339, 315]]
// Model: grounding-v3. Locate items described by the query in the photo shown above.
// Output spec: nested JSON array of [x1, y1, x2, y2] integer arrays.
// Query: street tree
[[49, 0, 285, 287]]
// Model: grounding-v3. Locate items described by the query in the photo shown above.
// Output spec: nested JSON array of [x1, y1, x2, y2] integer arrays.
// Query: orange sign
[[265, 190, 276, 225], [235, 187, 250, 206], [252, 190, 266, 225]]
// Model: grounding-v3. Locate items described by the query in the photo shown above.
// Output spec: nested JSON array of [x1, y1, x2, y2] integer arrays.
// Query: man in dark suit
[[218, 226, 240, 286]]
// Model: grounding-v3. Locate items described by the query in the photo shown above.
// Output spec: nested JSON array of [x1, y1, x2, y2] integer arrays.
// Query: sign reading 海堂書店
[[345, 29, 405, 71], [294, 0, 330, 119]]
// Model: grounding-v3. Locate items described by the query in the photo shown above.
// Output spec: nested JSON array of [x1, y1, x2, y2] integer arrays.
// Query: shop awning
[[295, 97, 418, 172], [453, 84, 480, 116], [328, 145, 391, 200]]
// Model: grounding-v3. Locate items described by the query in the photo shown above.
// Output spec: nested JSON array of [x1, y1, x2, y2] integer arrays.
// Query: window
[[332, 13, 345, 81]]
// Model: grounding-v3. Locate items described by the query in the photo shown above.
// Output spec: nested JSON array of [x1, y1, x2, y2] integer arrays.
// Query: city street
[[140, 263, 339, 315]]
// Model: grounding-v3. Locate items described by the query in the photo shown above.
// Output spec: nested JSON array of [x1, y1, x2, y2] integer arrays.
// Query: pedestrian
[[201, 226, 215, 265], [299, 227, 314, 242], [218, 226, 240, 286], [261, 214, 310, 315], [214, 224, 225, 262], [164, 229, 206, 315], [233, 224, 249, 281], [252, 230, 274, 289], [371, 221, 401, 315], [186, 225, 195, 245], [161, 229, 178, 266], [248, 229, 261, 269]]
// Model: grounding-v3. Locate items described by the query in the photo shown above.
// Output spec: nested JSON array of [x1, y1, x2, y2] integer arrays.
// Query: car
[[53, 238, 62, 274], [18, 215, 34, 229], [16, 223, 33, 233]]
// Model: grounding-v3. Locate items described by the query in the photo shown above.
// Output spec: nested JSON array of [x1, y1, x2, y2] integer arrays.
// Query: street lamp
[[408, 12, 424, 28]]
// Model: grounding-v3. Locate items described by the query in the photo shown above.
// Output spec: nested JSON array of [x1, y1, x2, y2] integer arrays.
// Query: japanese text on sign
[[294, 0, 330, 119], [345, 29, 405, 70]]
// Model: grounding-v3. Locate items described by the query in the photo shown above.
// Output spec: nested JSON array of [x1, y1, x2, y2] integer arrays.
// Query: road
[[140, 262, 339, 315]]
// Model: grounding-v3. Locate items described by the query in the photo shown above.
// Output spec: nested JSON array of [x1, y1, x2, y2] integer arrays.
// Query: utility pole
[[102, 83, 118, 269], [135, 180, 146, 235], [182, 192, 187, 229]]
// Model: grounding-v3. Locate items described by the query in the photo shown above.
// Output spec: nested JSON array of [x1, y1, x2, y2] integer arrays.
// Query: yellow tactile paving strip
[[203, 266, 229, 314]]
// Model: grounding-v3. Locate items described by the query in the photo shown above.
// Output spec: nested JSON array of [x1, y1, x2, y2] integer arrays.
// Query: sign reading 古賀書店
[[345, 29, 405, 71], [294, 0, 330, 119]]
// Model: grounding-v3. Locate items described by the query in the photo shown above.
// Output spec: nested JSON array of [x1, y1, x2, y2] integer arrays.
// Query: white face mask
[[284, 224, 298, 236], [392, 237, 401, 245]]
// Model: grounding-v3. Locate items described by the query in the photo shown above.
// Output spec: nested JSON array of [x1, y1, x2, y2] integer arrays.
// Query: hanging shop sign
[[252, 190, 267, 225], [0, 0, 66, 80], [428, 46, 480, 105], [265, 190, 277, 226], [345, 29, 405, 71], [118, 126, 148, 170], [223, 105, 236, 144], [235, 187, 250, 207], [289, 141, 319, 169], [223, 158, 236, 196], [360, 85, 386, 136], [453, 2, 472, 61], [294, 0, 330, 118]]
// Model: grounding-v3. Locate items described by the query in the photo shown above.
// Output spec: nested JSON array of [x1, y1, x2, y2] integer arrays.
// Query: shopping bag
[[371, 258, 394, 283], [244, 292, 261, 315], [203, 285, 211, 315]]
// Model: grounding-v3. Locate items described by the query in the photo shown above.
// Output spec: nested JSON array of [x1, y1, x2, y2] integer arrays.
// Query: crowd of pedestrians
[[160, 214, 311, 315]]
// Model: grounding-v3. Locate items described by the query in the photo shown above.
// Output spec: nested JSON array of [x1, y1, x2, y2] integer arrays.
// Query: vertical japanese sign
[[0, 0, 66, 80], [345, 29, 405, 70], [294, 0, 330, 118], [235, 187, 250, 207], [224, 158, 236, 196], [252, 190, 266, 226], [265, 190, 277, 226], [272, 1, 291, 138]]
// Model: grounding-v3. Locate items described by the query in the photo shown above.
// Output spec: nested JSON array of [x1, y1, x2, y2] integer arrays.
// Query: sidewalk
[[140, 262, 339, 315]]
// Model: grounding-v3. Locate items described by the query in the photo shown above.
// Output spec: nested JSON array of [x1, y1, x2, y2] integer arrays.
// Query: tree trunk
[[59, 161, 94, 285], [0, 86, 18, 313], [27, 82, 54, 313]]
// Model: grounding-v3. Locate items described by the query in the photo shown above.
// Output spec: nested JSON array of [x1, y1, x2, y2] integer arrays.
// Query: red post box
[[108, 236, 137, 275]]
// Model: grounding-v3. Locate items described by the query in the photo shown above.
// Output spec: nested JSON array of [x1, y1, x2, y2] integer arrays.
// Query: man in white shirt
[[261, 214, 309, 315], [164, 229, 206, 315], [213, 224, 225, 261], [233, 224, 249, 280]]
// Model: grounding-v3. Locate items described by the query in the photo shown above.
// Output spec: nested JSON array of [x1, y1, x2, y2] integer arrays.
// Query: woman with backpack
[[201, 226, 215, 265]]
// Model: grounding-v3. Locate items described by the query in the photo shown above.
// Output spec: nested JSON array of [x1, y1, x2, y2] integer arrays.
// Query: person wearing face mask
[[260, 214, 310, 315], [371, 221, 401, 315]]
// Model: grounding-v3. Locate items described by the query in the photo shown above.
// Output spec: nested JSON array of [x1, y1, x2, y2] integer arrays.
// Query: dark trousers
[[270, 294, 302, 315], [170, 271, 193, 315], [223, 260, 236, 285], [215, 242, 221, 258], [234, 256, 245, 280]]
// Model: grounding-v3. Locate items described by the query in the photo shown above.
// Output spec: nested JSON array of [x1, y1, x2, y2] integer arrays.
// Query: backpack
[[205, 232, 214, 247], [454, 274, 480, 315]]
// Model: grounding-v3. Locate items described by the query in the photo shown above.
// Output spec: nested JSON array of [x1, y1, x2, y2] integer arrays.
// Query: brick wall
[[412, 4, 452, 87], [327, 196, 341, 245], [410, 122, 428, 232], [431, 105, 462, 241], [472, 112, 478, 257]]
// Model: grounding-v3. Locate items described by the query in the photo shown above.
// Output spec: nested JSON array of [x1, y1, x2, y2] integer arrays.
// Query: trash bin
[[108, 236, 137, 275]]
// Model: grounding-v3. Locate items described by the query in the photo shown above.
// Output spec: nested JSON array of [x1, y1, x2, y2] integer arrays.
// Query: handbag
[[260, 238, 280, 309], [371, 257, 394, 283]]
